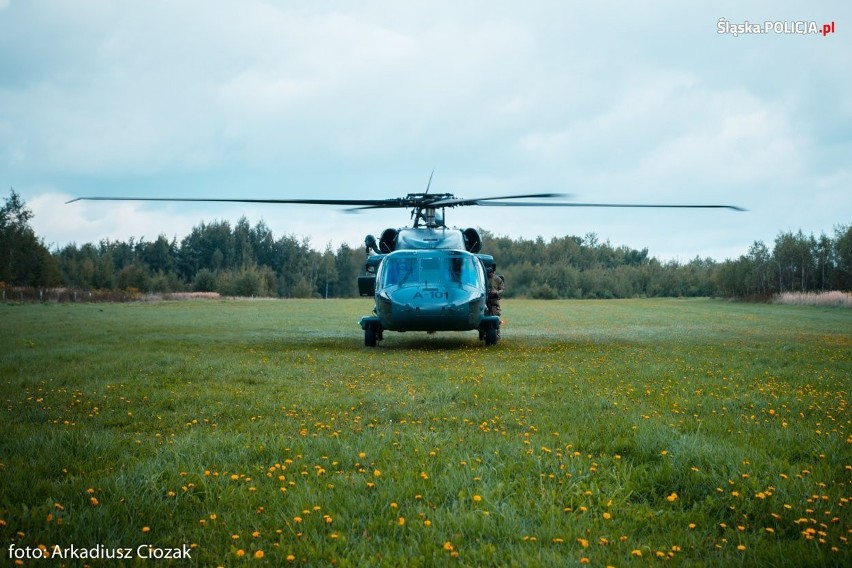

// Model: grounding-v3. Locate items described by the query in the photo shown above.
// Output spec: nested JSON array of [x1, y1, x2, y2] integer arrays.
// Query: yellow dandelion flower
[[631, 549, 642, 557], [254, 550, 264, 559], [666, 492, 678, 502], [90, 497, 99, 506], [235, 549, 245, 557], [398, 517, 405, 526], [287, 554, 295, 561], [423, 520, 432, 527], [737, 545, 746, 551], [373, 469, 381, 477], [443, 541, 454, 552], [577, 538, 589, 548], [602, 512, 612, 520], [252, 531, 260, 538], [142, 526, 150, 533], [473, 495, 482, 502]]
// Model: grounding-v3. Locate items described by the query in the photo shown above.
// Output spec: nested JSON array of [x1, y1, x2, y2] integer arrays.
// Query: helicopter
[[67, 184, 744, 347]]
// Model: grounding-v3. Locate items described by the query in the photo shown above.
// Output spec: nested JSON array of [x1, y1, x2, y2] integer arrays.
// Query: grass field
[[1, 298, 850, 566]]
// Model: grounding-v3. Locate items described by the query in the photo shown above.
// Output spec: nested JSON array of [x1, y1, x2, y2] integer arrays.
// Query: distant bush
[[772, 291, 852, 307]]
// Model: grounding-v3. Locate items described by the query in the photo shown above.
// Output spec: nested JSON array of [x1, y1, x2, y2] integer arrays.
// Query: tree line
[[2, 190, 850, 299]]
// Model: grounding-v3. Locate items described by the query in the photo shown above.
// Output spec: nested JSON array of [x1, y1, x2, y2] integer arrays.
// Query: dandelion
[[631, 549, 642, 557], [472, 495, 482, 502], [254, 550, 264, 559], [398, 517, 405, 526], [286, 554, 296, 562], [373, 469, 381, 477], [142, 526, 150, 533], [602, 512, 612, 520], [666, 492, 678, 502], [236, 549, 245, 557]]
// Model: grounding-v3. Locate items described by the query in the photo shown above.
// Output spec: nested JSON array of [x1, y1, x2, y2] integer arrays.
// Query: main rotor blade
[[65, 196, 399, 207], [429, 193, 569, 207], [478, 201, 747, 211]]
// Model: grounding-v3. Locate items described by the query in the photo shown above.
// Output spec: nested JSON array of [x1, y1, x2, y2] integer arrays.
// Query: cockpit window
[[382, 256, 419, 286], [380, 253, 482, 288]]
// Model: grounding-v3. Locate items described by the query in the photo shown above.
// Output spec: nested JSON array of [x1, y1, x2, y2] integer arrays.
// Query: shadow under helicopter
[[366, 335, 485, 351]]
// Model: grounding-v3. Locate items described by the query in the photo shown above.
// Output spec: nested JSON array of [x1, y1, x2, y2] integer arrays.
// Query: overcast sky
[[2, 1, 849, 261]]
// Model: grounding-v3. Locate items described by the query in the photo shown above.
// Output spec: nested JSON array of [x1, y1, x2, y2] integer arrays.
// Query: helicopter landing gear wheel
[[365, 327, 378, 347], [484, 326, 498, 346]]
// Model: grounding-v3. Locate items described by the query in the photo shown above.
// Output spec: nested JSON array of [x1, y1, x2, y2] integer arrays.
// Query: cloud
[[3, 1, 851, 263]]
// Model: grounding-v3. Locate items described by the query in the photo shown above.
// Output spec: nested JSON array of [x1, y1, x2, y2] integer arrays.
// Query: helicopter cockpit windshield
[[380, 252, 482, 288]]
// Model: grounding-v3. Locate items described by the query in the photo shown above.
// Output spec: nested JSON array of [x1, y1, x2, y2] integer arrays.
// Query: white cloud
[[3, 1, 851, 261]]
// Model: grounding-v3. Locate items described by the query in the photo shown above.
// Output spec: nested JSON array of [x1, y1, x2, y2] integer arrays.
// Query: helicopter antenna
[[425, 169, 435, 194]]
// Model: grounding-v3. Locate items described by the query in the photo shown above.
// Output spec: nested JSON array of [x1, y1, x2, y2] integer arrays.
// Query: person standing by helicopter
[[486, 264, 505, 318]]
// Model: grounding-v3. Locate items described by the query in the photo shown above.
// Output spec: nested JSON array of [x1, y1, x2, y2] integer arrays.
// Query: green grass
[[1, 298, 850, 566]]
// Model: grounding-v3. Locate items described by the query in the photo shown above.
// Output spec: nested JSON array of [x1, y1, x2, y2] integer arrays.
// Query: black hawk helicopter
[[68, 183, 743, 347]]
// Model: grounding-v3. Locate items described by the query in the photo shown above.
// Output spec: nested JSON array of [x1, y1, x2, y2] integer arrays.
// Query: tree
[[834, 224, 852, 290], [0, 189, 60, 286]]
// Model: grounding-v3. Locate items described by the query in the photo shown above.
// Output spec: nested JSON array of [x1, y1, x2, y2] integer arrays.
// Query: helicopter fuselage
[[358, 244, 500, 346]]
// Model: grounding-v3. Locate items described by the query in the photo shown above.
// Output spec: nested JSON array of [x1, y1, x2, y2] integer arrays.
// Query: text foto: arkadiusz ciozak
[[8, 543, 193, 561]]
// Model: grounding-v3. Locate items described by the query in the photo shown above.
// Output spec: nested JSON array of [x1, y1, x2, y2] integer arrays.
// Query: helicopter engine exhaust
[[380, 228, 398, 253], [463, 228, 482, 253]]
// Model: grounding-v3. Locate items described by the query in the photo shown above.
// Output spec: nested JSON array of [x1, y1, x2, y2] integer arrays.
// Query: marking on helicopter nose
[[413, 291, 449, 299]]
